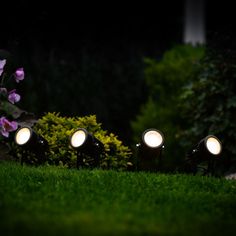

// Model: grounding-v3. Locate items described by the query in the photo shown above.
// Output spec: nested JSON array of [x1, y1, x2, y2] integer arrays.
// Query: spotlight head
[[70, 128, 88, 149], [15, 126, 48, 149], [142, 129, 164, 149], [15, 127, 32, 146], [70, 128, 104, 152], [194, 135, 222, 161], [204, 135, 222, 156]]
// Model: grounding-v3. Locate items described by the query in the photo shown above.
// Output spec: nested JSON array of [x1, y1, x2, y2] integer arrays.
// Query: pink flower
[[8, 89, 21, 104], [0, 117, 18, 138], [0, 59, 6, 76], [14, 68, 24, 83]]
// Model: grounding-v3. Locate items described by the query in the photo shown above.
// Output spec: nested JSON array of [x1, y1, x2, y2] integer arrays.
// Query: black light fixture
[[14, 126, 48, 165], [186, 135, 222, 175], [136, 128, 165, 171], [70, 128, 104, 169]]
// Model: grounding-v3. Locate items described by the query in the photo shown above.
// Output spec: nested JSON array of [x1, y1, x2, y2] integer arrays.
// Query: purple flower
[[8, 89, 21, 104], [0, 117, 18, 137], [0, 59, 6, 76], [14, 68, 24, 83]]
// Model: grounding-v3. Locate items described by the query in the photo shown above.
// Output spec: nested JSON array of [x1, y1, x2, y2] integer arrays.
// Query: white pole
[[183, 0, 206, 45]]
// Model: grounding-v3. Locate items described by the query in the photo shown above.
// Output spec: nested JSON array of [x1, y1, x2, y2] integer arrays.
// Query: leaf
[[227, 96, 236, 108], [0, 142, 14, 161], [0, 101, 25, 119], [17, 112, 38, 127], [0, 101, 37, 127]]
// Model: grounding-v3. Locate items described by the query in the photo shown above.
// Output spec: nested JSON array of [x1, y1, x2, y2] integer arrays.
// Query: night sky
[[2, 1, 184, 54], [1, 1, 235, 56]]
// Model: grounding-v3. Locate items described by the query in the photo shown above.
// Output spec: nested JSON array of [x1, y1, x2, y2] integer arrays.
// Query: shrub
[[33, 112, 132, 170], [179, 44, 236, 174], [131, 45, 205, 170]]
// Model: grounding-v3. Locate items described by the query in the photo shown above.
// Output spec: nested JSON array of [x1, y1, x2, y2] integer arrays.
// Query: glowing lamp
[[70, 128, 104, 168], [142, 129, 164, 149], [189, 135, 222, 161], [136, 128, 164, 171], [15, 127, 32, 145], [186, 135, 222, 175], [205, 136, 222, 156], [70, 129, 87, 148], [14, 126, 48, 165]]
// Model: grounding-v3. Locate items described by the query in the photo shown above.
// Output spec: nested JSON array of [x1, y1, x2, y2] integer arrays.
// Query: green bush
[[179, 45, 236, 174], [131, 45, 204, 170], [32, 112, 132, 170]]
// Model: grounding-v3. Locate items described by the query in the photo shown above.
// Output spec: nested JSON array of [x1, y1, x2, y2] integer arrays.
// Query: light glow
[[70, 130, 86, 148], [15, 127, 31, 145], [206, 137, 222, 155], [143, 130, 163, 148]]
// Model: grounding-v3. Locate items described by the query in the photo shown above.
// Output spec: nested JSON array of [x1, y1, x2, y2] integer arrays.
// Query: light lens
[[70, 130, 87, 148], [206, 137, 222, 155], [143, 130, 163, 148], [15, 127, 31, 145]]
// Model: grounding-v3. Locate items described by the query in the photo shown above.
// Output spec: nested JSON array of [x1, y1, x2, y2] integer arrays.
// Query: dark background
[[1, 1, 183, 52], [1, 0, 235, 145], [1, 1, 234, 48]]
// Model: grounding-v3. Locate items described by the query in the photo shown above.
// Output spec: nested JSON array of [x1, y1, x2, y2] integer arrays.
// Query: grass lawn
[[1, 161, 236, 236]]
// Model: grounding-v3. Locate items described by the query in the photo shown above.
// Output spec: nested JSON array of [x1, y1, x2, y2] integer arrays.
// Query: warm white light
[[15, 127, 31, 145], [144, 130, 163, 148], [206, 137, 222, 155], [70, 130, 86, 148]]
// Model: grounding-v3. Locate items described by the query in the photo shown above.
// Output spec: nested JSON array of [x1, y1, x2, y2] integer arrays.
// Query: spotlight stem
[[158, 147, 163, 170], [207, 158, 215, 176], [20, 154, 24, 166], [76, 151, 84, 169]]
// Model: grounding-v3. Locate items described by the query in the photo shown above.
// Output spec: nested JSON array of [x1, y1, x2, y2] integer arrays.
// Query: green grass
[[1, 161, 236, 236]]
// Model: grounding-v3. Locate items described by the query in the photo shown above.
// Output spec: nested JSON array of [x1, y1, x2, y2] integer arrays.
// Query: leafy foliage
[[131, 45, 204, 170], [179, 45, 236, 173], [0, 53, 24, 138], [33, 112, 132, 170]]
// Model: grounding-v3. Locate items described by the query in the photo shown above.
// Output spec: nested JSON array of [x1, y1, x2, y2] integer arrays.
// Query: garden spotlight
[[205, 136, 222, 156], [15, 127, 32, 146], [142, 129, 164, 149], [70, 128, 104, 168], [14, 126, 48, 165], [136, 128, 164, 171], [186, 135, 222, 175]]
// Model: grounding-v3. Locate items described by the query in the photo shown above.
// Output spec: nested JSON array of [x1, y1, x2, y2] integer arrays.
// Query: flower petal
[[0, 59, 6, 76], [14, 68, 24, 83], [0, 59, 6, 69], [8, 90, 21, 104], [0, 117, 18, 138]]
